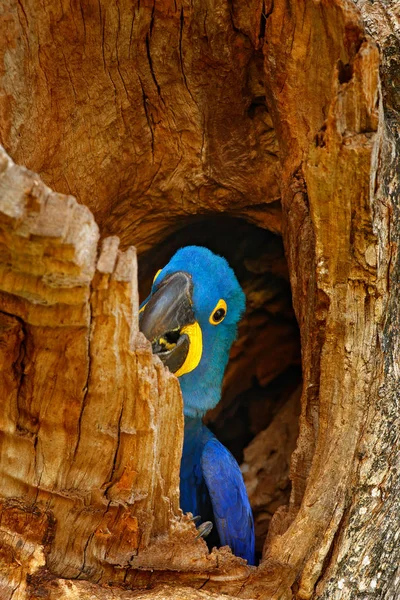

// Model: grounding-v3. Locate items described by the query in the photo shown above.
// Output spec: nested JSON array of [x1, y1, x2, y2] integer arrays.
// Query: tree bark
[[0, 1, 399, 599]]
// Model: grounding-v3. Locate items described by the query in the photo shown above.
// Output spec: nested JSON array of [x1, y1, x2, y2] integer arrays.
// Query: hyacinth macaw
[[139, 246, 255, 565]]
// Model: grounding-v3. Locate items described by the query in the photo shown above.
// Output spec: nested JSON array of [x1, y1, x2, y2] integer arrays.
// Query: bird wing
[[180, 431, 207, 518], [201, 437, 255, 565]]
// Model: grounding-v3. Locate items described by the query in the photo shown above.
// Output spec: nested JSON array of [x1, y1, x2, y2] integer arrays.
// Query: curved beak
[[139, 271, 195, 374]]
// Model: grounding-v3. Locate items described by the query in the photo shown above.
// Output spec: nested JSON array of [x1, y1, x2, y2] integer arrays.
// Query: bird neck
[[180, 375, 221, 418], [183, 416, 213, 443], [179, 324, 236, 418], [183, 415, 204, 433]]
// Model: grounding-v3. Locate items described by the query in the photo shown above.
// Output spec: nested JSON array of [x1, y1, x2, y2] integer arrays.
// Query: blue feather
[[181, 417, 255, 565], [142, 246, 255, 564], [152, 246, 246, 417]]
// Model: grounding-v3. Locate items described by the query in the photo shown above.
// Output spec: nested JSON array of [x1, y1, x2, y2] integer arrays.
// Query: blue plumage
[[140, 246, 255, 565], [181, 417, 255, 564]]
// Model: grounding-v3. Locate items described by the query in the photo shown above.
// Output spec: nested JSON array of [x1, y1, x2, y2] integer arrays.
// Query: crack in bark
[[115, 2, 130, 101], [60, 47, 78, 104], [314, 503, 351, 594], [145, 34, 164, 105], [0, 310, 34, 447], [149, 0, 155, 36], [259, 1, 267, 42], [37, 41, 51, 95], [10, 315, 27, 420], [138, 75, 155, 159], [72, 304, 93, 461], [78, 0, 86, 42], [179, 8, 196, 104], [196, 576, 210, 590], [98, 0, 113, 103], [104, 396, 125, 498], [9, 582, 20, 600], [16, 0, 31, 53], [73, 500, 112, 580], [78, 529, 96, 579], [128, 11, 135, 59]]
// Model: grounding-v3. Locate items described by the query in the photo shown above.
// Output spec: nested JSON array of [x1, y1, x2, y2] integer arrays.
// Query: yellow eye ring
[[209, 299, 227, 325], [153, 269, 162, 284]]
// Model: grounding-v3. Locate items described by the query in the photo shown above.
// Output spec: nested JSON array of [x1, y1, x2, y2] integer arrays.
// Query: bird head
[[139, 246, 246, 417]]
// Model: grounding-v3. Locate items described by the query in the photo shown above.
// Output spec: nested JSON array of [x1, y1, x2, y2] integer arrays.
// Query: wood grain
[[1, 0, 400, 598]]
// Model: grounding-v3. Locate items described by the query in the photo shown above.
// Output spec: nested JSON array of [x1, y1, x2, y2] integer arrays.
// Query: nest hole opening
[[138, 215, 302, 562]]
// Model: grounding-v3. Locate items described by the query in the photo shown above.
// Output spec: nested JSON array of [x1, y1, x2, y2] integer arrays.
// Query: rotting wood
[[0, 0, 281, 252], [0, 147, 253, 599], [27, 579, 243, 600], [249, 1, 399, 599], [1, 0, 400, 599]]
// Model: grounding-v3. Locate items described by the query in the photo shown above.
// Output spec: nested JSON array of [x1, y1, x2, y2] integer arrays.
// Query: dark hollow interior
[[138, 216, 302, 559]]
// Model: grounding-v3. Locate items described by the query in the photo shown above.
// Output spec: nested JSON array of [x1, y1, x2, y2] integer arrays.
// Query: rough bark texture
[[0, 0, 400, 599], [0, 0, 281, 249], [0, 148, 251, 599]]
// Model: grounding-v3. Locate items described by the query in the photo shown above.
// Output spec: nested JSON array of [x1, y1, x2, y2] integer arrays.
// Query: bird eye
[[213, 309, 225, 322], [209, 299, 227, 325], [153, 269, 162, 284]]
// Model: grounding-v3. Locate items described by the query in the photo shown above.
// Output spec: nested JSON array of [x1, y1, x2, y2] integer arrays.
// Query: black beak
[[139, 271, 195, 374]]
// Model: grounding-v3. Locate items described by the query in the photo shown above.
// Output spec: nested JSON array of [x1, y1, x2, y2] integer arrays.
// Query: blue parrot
[[139, 246, 255, 565]]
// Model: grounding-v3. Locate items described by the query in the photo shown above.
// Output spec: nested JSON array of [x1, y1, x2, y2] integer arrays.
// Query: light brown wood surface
[[1, 0, 400, 598]]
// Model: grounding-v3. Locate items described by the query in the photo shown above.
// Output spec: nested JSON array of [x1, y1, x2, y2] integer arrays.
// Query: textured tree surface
[[0, 0, 400, 599]]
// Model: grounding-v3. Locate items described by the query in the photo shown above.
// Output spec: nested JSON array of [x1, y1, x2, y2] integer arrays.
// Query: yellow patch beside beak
[[174, 321, 203, 378]]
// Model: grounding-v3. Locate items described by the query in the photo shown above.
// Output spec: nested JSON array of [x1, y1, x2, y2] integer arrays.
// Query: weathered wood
[[0, 0, 281, 252], [1, 0, 400, 599], [26, 580, 242, 600], [252, 2, 399, 598], [0, 148, 253, 599]]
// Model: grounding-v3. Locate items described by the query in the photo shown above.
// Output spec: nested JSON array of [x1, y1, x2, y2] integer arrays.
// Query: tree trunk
[[0, 1, 399, 599]]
